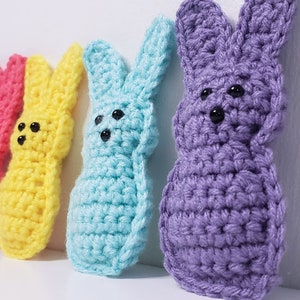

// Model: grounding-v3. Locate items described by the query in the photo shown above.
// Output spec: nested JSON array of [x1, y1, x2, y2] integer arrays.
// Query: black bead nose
[[18, 135, 26, 145], [210, 107, 225, 124], [100, 129, 111, 142]]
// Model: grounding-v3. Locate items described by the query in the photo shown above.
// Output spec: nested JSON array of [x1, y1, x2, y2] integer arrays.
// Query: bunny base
[[160, 145, 284, 300]]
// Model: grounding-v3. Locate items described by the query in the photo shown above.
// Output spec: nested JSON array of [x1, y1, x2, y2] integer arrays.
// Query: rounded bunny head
[[174, 59, 282, 152], [10, 45, 83, 157], [12, 111, 54, 155], [83, 24, 174, 158], [14, 117, 43, 149], [175, 0, 293, 153], [88, 96, 148, 156]]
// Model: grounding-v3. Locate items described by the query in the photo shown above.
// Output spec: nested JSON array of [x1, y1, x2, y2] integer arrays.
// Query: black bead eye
[[112, 109, 124, 120], [18, 123, 25, 131], [200, 88, 213, 101], [250, 124, 260, 134], [227, 84, 245, 98], [95, 115, 103, 125], [210, 107, 225, 124], [101, 129, 111, 142], [30, 122, 40, 132], [17, 135, 26, 145]]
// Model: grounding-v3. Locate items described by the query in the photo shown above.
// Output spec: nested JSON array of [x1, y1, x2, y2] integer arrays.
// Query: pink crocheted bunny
[[0, 55, 26, 179]]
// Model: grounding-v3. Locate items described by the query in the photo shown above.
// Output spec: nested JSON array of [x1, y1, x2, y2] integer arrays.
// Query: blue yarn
[[66, 16, 174, 276]]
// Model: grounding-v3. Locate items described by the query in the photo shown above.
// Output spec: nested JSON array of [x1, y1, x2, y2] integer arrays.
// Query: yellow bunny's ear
[[24, 55, 52, 111], [48, 43, 84, 112]]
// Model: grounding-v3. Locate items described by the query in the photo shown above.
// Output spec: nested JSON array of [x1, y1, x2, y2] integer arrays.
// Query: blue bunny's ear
[[123, 16, 175, 101], [83, 40, 127, 101], [232, 0, 296, 61]]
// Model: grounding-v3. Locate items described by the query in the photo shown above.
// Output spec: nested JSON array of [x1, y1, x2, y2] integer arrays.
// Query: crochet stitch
[[0, 55, 26, 179], [67, 16, 174, 276], [0, 44, 84, 259], [160, 1, 296, 300]]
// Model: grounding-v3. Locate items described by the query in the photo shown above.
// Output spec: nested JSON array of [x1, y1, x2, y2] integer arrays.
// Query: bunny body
[[0, 55, 26, 179], [160, 1, 296, 299], [67, 17, 174, 276], [0, 44, 83, 259]]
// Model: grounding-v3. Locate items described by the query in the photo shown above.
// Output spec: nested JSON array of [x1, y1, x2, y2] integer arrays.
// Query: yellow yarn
[[0, 43, 83, 259]]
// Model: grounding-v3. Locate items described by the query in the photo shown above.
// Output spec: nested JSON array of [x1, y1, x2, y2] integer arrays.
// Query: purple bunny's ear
[[176, 0, 232, 81], [232, 0, 296, 62]]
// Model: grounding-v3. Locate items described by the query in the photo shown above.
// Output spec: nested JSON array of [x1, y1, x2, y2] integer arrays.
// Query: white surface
[[0, 0, 299, 291], [0, 250, 299, 300]]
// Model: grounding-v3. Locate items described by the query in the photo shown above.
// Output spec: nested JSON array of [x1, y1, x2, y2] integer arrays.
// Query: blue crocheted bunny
[[67, 16, 174, 276]]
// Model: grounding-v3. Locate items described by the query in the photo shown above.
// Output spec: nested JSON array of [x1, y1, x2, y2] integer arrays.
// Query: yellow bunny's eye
[[17, 135, 26, 145], [18, 123, 25, 131], [30, 122, 40, 132]]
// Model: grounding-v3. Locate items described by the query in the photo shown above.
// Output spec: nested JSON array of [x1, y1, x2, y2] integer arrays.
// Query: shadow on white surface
[[0, 250, 299, 300], [30, 249, 67, 261], [264, 286, 300, 300], [116, 264, 168, 279]]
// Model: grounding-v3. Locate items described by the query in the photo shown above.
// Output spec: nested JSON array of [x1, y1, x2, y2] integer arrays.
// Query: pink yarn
[[0, 55, 26, 179]]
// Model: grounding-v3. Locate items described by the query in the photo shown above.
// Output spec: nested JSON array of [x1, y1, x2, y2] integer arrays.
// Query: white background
[[0, 0, 299, 291]]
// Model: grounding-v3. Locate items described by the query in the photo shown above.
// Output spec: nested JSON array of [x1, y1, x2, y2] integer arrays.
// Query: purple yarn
[[159, 1, 296, 299]]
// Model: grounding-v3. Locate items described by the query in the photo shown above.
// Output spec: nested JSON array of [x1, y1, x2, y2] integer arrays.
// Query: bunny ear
[[0, 54, 26, 102], [123, 16, 175, 101], [3, 55, 27, 80], [49, 43, 84, 111], [24, 55, 52, 111], [176, 0, 232, 80], [83, 40, 127, 101], [231, 0, 296, 61]]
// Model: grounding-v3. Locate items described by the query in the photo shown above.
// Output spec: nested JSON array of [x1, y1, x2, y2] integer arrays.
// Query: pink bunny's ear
[[176, 0, 232, 82], [231, 0, 296, 62], [5, 54, 27, 76], [0, 54, 26, 116]]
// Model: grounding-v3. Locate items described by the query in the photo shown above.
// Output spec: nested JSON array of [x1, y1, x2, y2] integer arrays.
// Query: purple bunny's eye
[[227, 84, 245, 98], [210, 107, 225, 124], [200, 88, 213, 100]]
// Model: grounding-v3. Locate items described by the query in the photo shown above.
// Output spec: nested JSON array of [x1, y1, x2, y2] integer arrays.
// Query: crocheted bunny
[[67, 16, 174, 276], [0, 44, 83, 259], [160, 1, 296, 299], [0, 55, 26, 179]]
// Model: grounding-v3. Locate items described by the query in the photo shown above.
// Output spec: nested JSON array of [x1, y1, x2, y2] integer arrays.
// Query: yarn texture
[[159, 1, 296, 300], [0, 55, 26, 179], [0, 44, 84, 259], [67, 16, 174, 276]]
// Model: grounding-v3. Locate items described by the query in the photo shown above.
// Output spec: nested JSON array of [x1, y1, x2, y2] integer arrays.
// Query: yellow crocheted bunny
[[0, 43, 83, 259]]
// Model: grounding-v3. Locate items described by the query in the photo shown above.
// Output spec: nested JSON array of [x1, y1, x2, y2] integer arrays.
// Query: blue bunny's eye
[[112, 109, 124, 120], [95, 115, 103, 125], [101, 129, 111, 142]]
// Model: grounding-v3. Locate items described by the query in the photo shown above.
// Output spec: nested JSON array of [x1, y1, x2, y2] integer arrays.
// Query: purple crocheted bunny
[[160, 1, 296, 299]]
